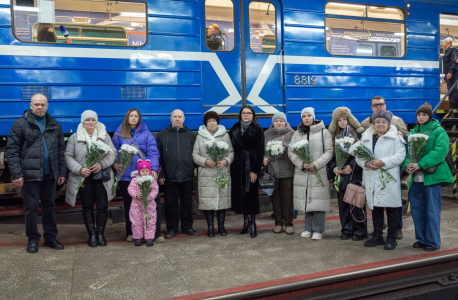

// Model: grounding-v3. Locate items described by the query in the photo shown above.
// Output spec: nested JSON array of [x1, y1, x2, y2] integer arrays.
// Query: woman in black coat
[[229, 106, 265, 238]]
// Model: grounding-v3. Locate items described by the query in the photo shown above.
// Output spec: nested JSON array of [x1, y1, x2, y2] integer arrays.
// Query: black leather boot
[[205, 210, 215, 238], [384, 209, 398, 250], [240, 214, 250, 234], [250, 214, 257, 238], [217, 210, 227, 236], [365, 208, 385, 247], [83, 210, 97, 247], [96, 210, 108, 246]]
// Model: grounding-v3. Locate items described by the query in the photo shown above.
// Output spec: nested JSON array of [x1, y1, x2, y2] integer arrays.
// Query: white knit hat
[[81, 110, 98, 124], [301, 107, 315, 119]]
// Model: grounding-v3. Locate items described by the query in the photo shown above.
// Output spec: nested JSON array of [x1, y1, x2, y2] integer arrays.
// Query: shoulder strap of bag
[[321, 128, 324, 154], [22, 131, 46, 159]]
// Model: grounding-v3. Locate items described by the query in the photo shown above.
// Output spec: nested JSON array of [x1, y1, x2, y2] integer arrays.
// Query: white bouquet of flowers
[[405, 133, 429, 190], [112, 144, 139, 196], [136, 175, 155, 230], [76, 140, 113, 192], [205, 140, 230, 191], [290, 139, 324, 187], [334, 136, 355, 192], [265, 140, 285, 161]]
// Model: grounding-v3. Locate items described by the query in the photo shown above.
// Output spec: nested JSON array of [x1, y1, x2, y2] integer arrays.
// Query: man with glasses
[[361, 95, 408, 240]]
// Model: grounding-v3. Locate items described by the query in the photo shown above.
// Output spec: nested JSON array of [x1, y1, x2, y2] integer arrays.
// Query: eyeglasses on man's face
[[371, 103, 386, 108], [241, 112, 253, 115]]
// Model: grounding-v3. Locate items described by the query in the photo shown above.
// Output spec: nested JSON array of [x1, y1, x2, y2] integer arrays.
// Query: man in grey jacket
[[6, 94, 66, 253]]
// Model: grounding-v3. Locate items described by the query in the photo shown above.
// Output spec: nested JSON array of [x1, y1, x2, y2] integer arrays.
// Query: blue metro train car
[[1, 0, 458, 136]]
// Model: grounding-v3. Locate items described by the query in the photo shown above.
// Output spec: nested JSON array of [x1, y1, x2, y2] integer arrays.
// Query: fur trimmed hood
[[328, 107, 365, 135]]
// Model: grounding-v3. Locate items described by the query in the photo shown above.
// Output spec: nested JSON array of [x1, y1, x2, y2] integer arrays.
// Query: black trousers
[[337, 189, 367, 236], [120, 180, 162, 239], [22, 174, 57, 243], [164, 180, 193, 232], [79, 174, 108, 229], [447, 73, 458, 109], [373, 206, 398, 239]]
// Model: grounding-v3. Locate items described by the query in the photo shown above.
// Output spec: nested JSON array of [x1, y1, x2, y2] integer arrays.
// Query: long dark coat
[[229, 122, 265, 215]]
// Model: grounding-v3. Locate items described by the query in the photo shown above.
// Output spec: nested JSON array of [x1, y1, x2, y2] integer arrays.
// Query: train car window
[[249, 2, 276, 54], [325, 2, 404, 21], [205, 0, 235, 52], [12, 0, 147, 47], [325, 18, 405, 58], [356, 44, 373, 56]]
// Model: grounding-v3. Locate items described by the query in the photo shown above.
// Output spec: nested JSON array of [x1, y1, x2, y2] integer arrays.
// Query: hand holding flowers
[[405, 133, 429, 190], [205, 140, 230, 191], [112, 144, 139, 196], [136, 175, 155, 230], [76, 140, 113, 192], [290, 139, 324, 187], [334, 137, 355, 192]]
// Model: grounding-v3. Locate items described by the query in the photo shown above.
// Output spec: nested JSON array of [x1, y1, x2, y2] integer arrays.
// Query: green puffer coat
[[401, 119, 454, 187]]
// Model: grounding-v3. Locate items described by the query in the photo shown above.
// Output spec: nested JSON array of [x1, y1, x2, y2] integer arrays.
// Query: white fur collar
[[77, 122, 108, 142], [198, 125, 227, 141], [362, 125, 402, 142]]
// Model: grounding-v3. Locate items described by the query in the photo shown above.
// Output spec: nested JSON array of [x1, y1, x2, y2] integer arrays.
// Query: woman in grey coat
[[193, 111, 234, 237], [263, 112, 295, 235], [65, 110, 116, 247]]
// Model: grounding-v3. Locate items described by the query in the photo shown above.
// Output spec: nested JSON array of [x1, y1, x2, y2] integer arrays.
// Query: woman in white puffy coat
[[356, 111, 406, 251]]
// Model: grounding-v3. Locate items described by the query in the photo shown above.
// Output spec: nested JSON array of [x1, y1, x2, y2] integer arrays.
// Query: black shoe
[[424, 246, 438, 252], [204, 211, 215, 238], [88, 235, 98, 248], [182, 228, 199, 236], [217, 210, 227, 236], [340, 234, 352, 240], [293, 210, 298, 220], [43, 239, 64, 250], [241, 214, 250, 234], [250, 215, 257, 238], [352, 234, 367, 241], [364, 236, 385, 247], [270, 213, 275, 219], [96, 210, 108, 246], [413, 242, 426, 249], [165, 231, 176, 238], [384, 240, 397, 250], [83, 210, 97, 247], [26, 241, 38, 253], [134, 239, 142, 246], [146, 239, 154, 247]]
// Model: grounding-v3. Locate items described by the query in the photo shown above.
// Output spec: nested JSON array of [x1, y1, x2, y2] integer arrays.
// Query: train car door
[[202, 0, 284, 127]]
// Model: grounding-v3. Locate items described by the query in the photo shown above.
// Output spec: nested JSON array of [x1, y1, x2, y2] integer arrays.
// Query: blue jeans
[[409, 182, 442, 248]]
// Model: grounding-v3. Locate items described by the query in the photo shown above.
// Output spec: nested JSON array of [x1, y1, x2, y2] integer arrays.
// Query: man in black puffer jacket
[[157, 109, 198, 238], [6, 94, 66, 253]]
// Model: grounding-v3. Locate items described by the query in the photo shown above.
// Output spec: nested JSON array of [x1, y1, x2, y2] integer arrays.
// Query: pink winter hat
[[137, 159, 151, 175]]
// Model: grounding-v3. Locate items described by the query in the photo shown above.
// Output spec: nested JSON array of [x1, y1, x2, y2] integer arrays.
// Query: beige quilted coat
[[192, 125, 234, 210], [288, 121, 333, 212], [65, 122, 116, 207]]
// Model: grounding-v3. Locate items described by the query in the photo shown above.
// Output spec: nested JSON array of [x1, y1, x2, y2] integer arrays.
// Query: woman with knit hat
[[402, 102, 454, 252], [65, 110, 116, 247], [327, 107, 367, 241], [288, 107, 333, 240], [356, 110, 405, 250], [264, 112, 295, 235]]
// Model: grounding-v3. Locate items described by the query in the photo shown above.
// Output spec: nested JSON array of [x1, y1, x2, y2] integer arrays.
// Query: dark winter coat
[[229, 121, 265, 215], [6, 110, 66, 182], [112, 121, 159, 181], [157, 125, 197, 183], [328, 133, 363, 192]]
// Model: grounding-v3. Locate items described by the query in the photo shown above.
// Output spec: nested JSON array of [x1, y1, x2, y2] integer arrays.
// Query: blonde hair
[[210, 23, 220, 34]]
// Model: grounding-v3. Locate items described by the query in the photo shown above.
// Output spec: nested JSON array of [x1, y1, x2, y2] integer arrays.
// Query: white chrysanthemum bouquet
[[112, 144, 139, 196], [76, 140, 113, 192], [205, 140, 230, 191], [290, 139, 324, 187], [265, 140, 285, 161], [405, 133, 429, 190], [349, 141, 397, 190], [334, 136, 355, 192], [136, 175, 155, 230]]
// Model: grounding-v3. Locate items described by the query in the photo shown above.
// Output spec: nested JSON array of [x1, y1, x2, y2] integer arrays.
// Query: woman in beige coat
[[193, 111, 234, 237], [65, 110, 116, 247], [288, 107, 333, 240]]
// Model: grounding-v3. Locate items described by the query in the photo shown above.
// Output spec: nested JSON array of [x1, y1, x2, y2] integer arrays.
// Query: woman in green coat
[[402, 103, 454, 252]]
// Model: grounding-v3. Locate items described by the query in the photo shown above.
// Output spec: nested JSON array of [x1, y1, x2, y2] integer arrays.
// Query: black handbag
[[259, 165, 277, 196], [92, 167, 111, 182]]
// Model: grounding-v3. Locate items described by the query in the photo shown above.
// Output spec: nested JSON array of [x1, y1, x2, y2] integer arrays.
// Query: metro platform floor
[[1, 189, 457, 300]]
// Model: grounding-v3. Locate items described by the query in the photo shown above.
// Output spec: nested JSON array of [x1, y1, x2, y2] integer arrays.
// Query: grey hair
[[444, 37, 454, 45]]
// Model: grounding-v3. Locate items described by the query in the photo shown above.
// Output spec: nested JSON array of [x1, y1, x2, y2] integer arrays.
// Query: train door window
[[248, 2, 276, 54], [356, 44, 373, 56], [325, 2, 405, 58], [381, 46, 396, 57], [205, 0, 235, 51], [12, 0, 147, 47]]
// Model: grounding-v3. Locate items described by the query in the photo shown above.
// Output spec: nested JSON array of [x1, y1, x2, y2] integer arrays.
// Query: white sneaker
[[126, 235, 134, 242], [311, 233, 322, 240], [301, 231, 312, 238]]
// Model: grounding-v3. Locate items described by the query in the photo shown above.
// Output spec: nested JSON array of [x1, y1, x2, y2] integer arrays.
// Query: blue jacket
[[112, 121, 159, 181]]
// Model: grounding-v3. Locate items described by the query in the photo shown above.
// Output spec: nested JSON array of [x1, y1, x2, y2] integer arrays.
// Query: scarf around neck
[[84, 128, 98, 148], [240, 121, 252, 135]]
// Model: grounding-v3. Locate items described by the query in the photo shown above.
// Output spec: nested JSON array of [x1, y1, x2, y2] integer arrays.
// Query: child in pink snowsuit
[[128, 160, 159, 247]]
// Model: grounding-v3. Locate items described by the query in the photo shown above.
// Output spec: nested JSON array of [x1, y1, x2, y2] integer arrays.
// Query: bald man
[[156, 109, 198, 238], [6, 94, 66, 253]]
